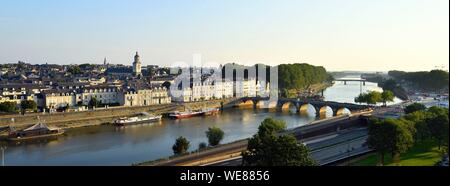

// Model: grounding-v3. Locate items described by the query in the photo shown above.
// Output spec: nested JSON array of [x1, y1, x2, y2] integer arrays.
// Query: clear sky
[[0, 0, 448, 72]]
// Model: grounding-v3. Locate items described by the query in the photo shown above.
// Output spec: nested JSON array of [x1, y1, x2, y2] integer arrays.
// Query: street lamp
[[0, 146, 6, 166]]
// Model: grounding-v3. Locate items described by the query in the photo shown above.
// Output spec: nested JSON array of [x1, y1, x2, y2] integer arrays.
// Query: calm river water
[[2, 77, 401, 165]]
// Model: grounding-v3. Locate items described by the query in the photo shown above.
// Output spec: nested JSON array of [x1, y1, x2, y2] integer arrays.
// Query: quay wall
[[0, 99, 234, 130]]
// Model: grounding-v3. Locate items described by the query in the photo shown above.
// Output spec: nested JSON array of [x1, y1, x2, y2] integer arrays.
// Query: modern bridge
[[334, 78, 367, 85]]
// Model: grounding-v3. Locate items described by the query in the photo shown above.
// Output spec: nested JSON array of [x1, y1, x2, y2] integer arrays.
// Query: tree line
[[354, 90, 395, 106], [278, 63, 331, 90], [0, 100, 37, 114], [388, 70, 449, 92], [172, 126, 226, 155]]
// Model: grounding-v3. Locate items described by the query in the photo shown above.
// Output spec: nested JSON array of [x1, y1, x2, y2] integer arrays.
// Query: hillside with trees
[[388, 70, 449, 92], [221, 63, 333, 98], [278, 63, 331, 90]]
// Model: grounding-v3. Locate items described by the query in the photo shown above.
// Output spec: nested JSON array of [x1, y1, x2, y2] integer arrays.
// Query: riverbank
[[283, 82, 332, 98], [0, 99, 236, 138], [362, 77, 409, 101], [385, 86, 409, 101], [1, 80, 376, 165]]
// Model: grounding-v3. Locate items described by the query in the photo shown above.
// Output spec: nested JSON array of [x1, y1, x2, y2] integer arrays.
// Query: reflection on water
[[324, 78, 402, 105], [3, 109, 316, 165], [3, 75, 397, 165]]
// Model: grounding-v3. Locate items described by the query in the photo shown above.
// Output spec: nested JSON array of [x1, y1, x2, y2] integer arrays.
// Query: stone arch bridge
[[228, 97, 370, 117]]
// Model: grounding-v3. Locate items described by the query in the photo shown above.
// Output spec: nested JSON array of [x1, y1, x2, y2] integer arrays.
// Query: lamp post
[[0, 146, 6, 166]]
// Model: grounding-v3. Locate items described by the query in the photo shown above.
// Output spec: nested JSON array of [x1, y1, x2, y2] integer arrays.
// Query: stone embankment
[[0, 99, 236, 132]]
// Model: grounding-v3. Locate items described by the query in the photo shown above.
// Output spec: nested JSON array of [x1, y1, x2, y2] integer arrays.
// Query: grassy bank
[[351, 140, 443, 166]]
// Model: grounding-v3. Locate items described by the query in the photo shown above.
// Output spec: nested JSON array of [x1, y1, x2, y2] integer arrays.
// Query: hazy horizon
[[1, 0, 448, 72]]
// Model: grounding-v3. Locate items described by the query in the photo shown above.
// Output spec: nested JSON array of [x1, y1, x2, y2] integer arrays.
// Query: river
[[1, 76, 401, 165]]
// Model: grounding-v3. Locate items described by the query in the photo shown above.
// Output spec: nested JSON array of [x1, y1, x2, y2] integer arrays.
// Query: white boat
[[114, 112, 162, 126]]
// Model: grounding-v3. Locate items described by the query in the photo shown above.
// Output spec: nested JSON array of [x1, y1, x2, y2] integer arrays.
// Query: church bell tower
[[132, 51, 142, 77]]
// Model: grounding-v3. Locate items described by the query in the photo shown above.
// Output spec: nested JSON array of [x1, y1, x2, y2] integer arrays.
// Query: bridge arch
[[255, 100, 264, 109], [299, 103, 316, 117], [237, 99, 255, 108], [336, 108, 351, 116], [280, 102, 297, 113], [318, 106, 333, 118], [256, 100, 277, 109]]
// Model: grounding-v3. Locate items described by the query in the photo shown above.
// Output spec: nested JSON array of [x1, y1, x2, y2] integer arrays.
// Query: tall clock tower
[[132, 51, 142, 77]]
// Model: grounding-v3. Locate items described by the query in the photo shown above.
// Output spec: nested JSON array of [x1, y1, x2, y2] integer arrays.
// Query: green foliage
[[278, 63, 330, 90], [0, 101, 18, 113], [403, 111, 431, 141], [242, 118, 316, 166], [78, 63, 92, 70], [355, 90, 394, 106], [425, 108, 449, 150], [367, 118, 414, 165], [388, 70, 449, 91], [198, 142, 207, 150], [402, 106, 449, 153], [205, 127, 225, 146], [379, 79, 398, 90], [381, 90, 395, 106], [20, 100, 37, 113], [378, 79, 408, 100], [404, 103, 427, 114], [352, 140, 442, 166], [67, 65, 82, 75], [172, 136, 190, 155], [354, 91, 382, 105], [257, 117, 287, 137], [88, 97, 101, 108]]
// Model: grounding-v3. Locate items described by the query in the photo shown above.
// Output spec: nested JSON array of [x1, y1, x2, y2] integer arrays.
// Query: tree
[[354, 93, 366, 104], [67, 65, 82, 75], [426, 112, 449, 150], [242, 118, 316, 166], [172, 136, 190, 155], [198, 142, 207, 151], [256, 117, 286, 137], [20, 100, 37, 114], [404, 103, 426, 114], [381, 90, 395, 107], [205, 127, 225, 146], [369, 91, 382, 105], [0, 101, 18, 113], [403, 111, 431, 141], [388, 70, 449, 92], [367, 118, 414, 165], [277, 63, 330, 95], [354, 91, 382, 105], [88, 97, 101, 108]]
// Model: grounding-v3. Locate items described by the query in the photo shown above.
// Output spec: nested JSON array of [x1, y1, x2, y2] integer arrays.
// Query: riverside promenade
[[0, 99, 236, 132]]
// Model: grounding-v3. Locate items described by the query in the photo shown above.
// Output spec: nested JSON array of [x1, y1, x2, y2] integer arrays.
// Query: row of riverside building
[[0, 77, 269, 112], [0, 83, 172, 112], [0, 52, 271, 113]]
